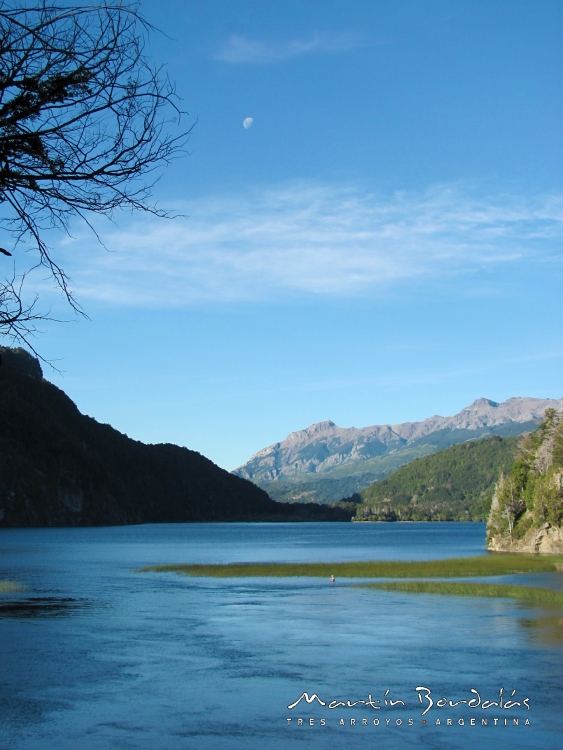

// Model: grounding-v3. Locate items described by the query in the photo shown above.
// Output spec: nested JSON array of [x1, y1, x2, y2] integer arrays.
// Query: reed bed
[[363, 581, 563, 607], [139, 554, 563, 579]]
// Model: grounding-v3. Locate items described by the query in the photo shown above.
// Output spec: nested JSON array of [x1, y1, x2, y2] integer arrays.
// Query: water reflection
[[518, 611, 563, 647], [0, 597, 91, 618]]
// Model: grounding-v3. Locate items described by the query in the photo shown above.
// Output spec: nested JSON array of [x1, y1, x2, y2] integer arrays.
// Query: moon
[[243, 117, 253, 129]]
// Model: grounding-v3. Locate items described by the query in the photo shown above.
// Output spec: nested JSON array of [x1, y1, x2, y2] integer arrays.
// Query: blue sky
[[18, 0, 563, 470]]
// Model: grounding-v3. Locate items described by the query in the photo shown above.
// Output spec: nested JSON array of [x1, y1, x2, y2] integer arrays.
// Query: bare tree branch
[[0, 1, 192, 346]]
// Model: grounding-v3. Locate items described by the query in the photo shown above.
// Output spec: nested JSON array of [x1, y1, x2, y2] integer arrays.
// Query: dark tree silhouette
[[0, 2, 191, 347]]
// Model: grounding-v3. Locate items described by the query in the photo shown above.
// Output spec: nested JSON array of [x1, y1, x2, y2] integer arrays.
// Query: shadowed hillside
[[0, 348, 352, 526]]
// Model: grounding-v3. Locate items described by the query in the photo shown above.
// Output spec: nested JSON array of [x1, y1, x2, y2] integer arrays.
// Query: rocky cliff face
[[235, 397, 560, 486], [487, 409, 563, 554], [0, 348, 352, 526], [487, 524, 563, 554]]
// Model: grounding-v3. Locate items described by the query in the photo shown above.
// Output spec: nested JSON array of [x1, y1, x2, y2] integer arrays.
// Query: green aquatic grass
[[139, 554, 563, 579], [0, 580, 26, 593], [363, 581, 563, 607]]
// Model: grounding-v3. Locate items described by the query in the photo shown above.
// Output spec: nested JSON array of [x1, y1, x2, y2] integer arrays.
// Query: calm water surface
[[0, 522, 561, 750]]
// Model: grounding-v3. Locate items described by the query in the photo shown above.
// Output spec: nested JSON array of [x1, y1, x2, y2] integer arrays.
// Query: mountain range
[[234, 397, 561, 504]]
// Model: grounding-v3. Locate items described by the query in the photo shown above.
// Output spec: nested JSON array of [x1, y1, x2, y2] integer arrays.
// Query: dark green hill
[[0, 348, 351, 526], [352, 435, 519, 522]]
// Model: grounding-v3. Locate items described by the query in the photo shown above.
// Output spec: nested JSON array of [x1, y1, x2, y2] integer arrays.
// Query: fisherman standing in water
[[330, 575, 335, 583]]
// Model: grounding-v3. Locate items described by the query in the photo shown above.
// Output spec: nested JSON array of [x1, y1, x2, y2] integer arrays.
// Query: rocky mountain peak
[[466, 398, 499, 409], [306, 420, 336, 433]]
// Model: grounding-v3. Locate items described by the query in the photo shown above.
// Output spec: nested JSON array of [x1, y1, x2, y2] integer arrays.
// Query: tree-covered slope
[[0, 348, 352, 526], [353, 435, 519, 522], [487, 409, 563, 552]]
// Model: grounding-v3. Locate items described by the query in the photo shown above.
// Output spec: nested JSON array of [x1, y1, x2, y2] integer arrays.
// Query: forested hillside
[[352, 435, 518, 522], [488, 409, 563, 552]]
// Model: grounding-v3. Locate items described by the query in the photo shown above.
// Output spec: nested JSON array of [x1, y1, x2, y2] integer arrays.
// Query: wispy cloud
[[214, 31, 361, 64], [50, 182, 563, 308]]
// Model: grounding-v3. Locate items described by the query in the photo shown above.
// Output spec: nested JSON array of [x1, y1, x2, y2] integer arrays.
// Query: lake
[[0, 522, 561, 750]]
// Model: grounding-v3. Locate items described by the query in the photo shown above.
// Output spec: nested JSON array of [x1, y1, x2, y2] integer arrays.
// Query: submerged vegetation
[[363, 581, 563, 607], [140, 554, 563, 579], [0, 580, 26, 593]]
